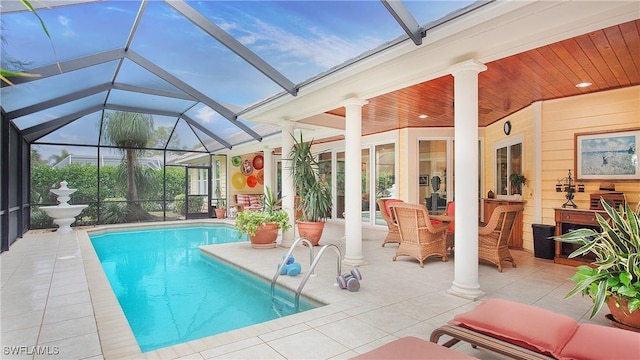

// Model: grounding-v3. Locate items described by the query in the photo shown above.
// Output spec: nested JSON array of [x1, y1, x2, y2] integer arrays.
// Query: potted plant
[[214, 187, 226, 219], [289, 133, 332, 245], [556, 199, 640, 329], [234, 186, 291, 248], [509, 173, 527, 195]]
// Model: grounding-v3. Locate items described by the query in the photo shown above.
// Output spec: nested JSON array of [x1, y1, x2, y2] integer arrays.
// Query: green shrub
[[100, 198, 128, 224], [30, 208, 54, 229], [173, 194, 204, 215]]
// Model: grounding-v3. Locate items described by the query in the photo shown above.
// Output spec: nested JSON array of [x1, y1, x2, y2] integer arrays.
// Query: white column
[[342, 97, 368, 266], [448, 59, 487, 300], [532, 101, 543, 224], [262, 146, 274, 196], [280, 121, 296, 247]]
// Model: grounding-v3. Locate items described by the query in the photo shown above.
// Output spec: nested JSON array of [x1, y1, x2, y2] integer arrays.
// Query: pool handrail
[[271, 237, 314, 299], [294, 243, 342, 309]]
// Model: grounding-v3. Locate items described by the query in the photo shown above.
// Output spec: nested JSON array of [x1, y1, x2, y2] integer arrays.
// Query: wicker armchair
[[388, 202, 450, 267], [377, 198, 404, 247], [431, 201, 455, 251], [478, 205, 523, 272]]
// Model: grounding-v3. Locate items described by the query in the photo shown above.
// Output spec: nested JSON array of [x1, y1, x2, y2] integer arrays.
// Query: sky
[[2, 0, 475, 159]]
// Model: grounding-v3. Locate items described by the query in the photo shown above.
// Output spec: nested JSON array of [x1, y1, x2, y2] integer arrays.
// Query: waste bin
[[532, 224, 556, 260]]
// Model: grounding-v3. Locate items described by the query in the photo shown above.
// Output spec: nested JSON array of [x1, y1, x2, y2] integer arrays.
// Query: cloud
[[194, 106, 217, 123], [57, 15, 77, 37], [218, 15, 377, 70]]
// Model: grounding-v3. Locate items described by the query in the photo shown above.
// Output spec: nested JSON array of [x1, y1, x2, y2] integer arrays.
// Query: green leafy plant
[[100, 198, 129, 224], [215, 186, 226, 209], [509, 173, 527, 194], [234, 186, 291, 237], [30, 207, 54, 229], [288, 133, 332, 222], [556, 199, 640, 319], [173, 194, 203, 215]]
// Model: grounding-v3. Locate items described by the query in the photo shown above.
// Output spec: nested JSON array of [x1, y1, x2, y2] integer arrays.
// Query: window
[[495, 135, 523, 195]]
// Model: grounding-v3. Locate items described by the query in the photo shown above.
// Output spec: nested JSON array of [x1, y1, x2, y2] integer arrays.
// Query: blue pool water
[[90, 225, 318, 352]]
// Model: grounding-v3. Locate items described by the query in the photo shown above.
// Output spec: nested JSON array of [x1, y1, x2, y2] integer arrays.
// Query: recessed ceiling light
[[576, 82, 592, 88], [418, 114, 428, 119]]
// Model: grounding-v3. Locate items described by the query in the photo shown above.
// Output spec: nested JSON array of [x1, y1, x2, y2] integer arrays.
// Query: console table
[[554, 208, 610, 266]]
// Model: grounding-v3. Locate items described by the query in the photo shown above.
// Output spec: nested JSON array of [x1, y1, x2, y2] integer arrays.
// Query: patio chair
[[388, 202, 450, 267], [478, 204, 523, 272], [377, 198, 404, 247], [432, 201, 455, 251]]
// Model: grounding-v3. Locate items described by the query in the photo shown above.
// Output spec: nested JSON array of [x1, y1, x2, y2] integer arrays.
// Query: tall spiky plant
[[288, 133, 332, 222], [103, 111, 154, 221], [557, 199, 640, 319]]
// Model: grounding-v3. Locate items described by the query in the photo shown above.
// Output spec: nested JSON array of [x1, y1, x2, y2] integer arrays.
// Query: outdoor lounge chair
[[430, 298, 640, 360], [351, 336, 478, 359], [388, 202, 450, 267], [478, 204, 523, 272], [377, 198, 404, 247]]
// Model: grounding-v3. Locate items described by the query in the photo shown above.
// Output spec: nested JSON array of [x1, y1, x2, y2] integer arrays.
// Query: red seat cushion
[[446, 201, 455, 233], [450, 298, 578, 357], [384, 199, 403, 217], [557, 323, 640, 360]]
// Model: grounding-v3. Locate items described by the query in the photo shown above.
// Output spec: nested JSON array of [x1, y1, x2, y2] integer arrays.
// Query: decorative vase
[[296, 221, 325, 246], [249, 222, 279, 249], [608, 296, 640, 330]]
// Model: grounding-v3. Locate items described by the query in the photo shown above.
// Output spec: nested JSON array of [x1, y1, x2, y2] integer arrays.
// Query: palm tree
[[102, 111, 155, 221], [48, 149, 70, 165]]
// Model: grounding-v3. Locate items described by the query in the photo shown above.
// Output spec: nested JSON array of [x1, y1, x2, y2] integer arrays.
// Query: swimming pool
[[90, 225, 317, 352]]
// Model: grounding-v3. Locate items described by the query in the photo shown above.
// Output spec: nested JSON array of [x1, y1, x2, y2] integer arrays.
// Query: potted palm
[[556, 199, 640, 329], [289, 133, 332, 245], [234, 186, 291, 248]]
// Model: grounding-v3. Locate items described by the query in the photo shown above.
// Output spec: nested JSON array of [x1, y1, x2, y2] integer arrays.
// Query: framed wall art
[[575, 128, 639, 180], [419, 174, 429, 186]]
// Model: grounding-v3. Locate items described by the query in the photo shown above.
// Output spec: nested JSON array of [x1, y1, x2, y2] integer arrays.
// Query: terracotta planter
[[608, 296, 640, 330], [214, 208, 226, 219], [297, 221, 325, 246], [249, 222, 279, 249]]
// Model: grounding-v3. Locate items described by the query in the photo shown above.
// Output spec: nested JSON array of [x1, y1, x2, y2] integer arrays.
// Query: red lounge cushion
[[384, 199, 403, 217], [450, 298, 578, 357], [558, 323, 640, 360], [351, 336, 477, 359]]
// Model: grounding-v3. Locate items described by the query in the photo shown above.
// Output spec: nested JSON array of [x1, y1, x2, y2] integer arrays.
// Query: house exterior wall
[[540, 85, 640, 222], [483, 85, 640, 252]]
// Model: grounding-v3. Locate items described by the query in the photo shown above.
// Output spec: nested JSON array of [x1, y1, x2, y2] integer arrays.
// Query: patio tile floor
[[1, 221, 607, 359]]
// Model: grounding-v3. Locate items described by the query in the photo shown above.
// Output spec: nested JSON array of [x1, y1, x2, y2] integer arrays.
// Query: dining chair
[[388, 202, 450, 267], [377, 198, 404, 247]]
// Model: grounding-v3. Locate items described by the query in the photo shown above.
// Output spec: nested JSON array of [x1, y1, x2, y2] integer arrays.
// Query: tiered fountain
[[40, 181, 88, 232]]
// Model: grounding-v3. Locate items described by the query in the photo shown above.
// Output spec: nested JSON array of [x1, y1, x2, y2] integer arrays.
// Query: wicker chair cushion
[[450, 298, 578, 357], [383, 199, 403, 217], [446, 201, 455, 233], [557, 323, 640, 360]]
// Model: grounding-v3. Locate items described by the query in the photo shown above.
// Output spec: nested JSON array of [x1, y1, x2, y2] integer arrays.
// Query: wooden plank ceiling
[[318, 19, 639, 135]]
